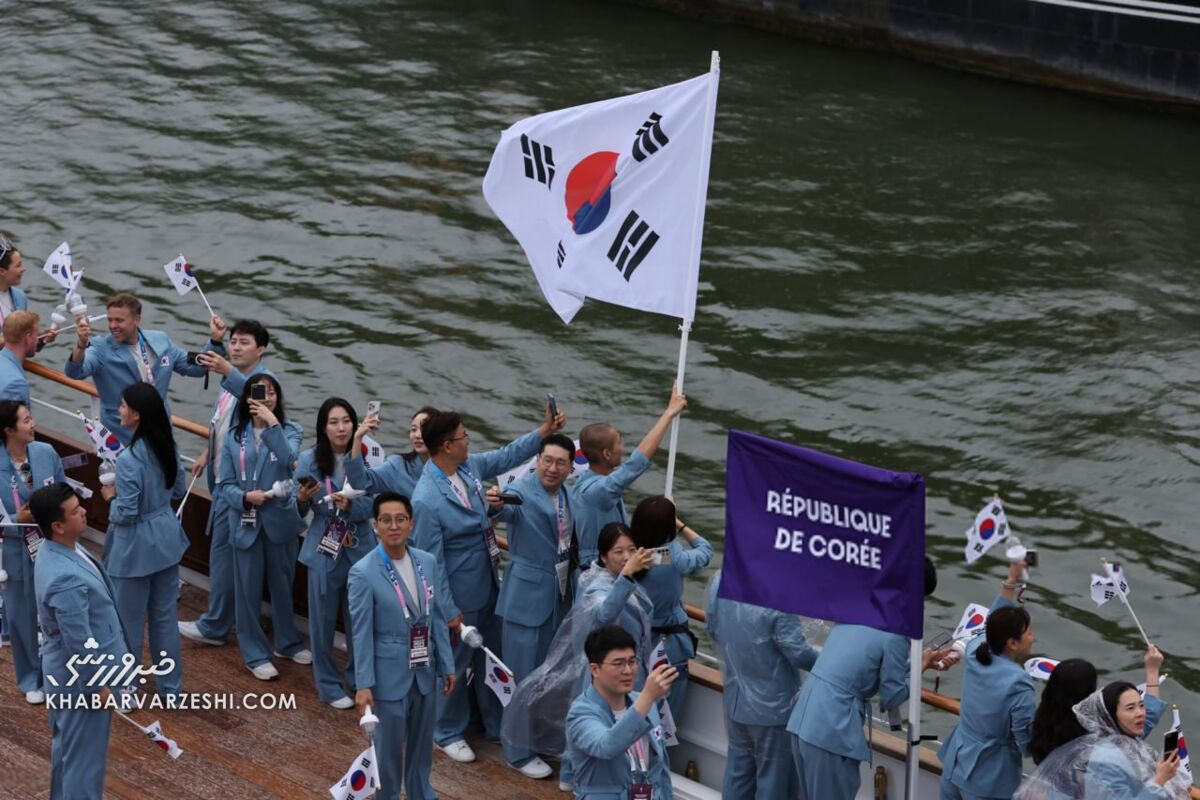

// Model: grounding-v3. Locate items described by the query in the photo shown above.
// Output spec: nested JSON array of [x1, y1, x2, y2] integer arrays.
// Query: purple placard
[[719, 429, 926, 639]]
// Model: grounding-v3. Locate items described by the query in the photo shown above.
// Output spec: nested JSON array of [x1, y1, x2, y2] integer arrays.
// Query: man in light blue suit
[[409, 402, 565, 764], [707, 570, 820, 800], [489, 433, 578, 779], [180, 320, 274, 648], [565, 625, 676, 800], [787, 557, 947, 800], [32, 483, 130, 800], [573, 386, 686, 568], [65, 292, 227, 445], [0, 310, 40, 406], [350, 492, 456, 800]]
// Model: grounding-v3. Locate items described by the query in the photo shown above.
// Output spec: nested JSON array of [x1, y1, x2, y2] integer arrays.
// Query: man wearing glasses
[[409, 402, 566, 766], [565, 625, 677, 800], [348, 492, 455, 800], [487, 432, 578, 779]]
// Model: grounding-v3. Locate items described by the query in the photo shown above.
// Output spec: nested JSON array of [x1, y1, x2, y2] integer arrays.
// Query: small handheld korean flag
[[330, 744, 381, 800], [143, 720, 183, 759], [1171, 706, 1192, 780], [649, 637, 670, 672], [81, 414, 124, 463], [483, 647, 515, 707], [360, 435, 386, 470], [964, 497, 1010, 565], [43, 241, 78, 290], [483, 54, 719, 323], [163, 254, 197, 296], [952, 603, 991, 641], [1023, 657, 1060, 681], [1089, 563, 1129, 607], [495, 438, 590, 490]]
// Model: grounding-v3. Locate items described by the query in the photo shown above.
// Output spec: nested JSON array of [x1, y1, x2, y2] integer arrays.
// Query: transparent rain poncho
[[500, 565, 654, 756], [1014, 689, 1191, 800]]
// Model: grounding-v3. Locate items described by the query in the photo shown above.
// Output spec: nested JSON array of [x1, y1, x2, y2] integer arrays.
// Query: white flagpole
[[904, 638, 923, 800], [176, 472, 201, 520], [38, 314, 107, 341], [195, 285, 216, 318], [664, 50, 720, 499]]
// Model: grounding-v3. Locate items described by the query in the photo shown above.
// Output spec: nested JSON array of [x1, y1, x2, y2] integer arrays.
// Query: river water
[[3, 0, 1198, 738]]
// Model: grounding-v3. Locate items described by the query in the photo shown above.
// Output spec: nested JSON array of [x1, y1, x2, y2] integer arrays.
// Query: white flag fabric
[[163, 254, 198, 296], [656, 697, 679, 747], [81, 414, 123, 462], [649, 637, 670, 673], [483, 61, 719, 323], [964, 498, 1010, 564], [1023, 657, 1060, 681], [330, 745, 382, 800], [951, 603, 991, 641], [494, 438, 590, 491], [360, 435, 386, 470], [1171, 706, 1192, 780], [143, 720, 183, 759], [43, 241, 78, 290], [1103, 562, 1130, 598], [483, 647, 515, 707], [1090, 564, 1130, 608], [64, 476, 94, 499]]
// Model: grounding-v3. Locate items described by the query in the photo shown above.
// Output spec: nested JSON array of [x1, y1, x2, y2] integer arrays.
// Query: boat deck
[[0, 578, 565, 800]]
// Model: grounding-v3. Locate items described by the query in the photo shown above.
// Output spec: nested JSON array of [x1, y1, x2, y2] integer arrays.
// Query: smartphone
[[186, 351, 202, 365], [650, 546, 672, 566], [366, 400, 381, 417], [499, 493, 524, 506], [299, 476, 318, 490], [250, 383, 267, 401], [1164, 730, 1179, 756], [547, 392, 558, 419], [1025, 550, 1039, 568], [927, 631, 954, 650]]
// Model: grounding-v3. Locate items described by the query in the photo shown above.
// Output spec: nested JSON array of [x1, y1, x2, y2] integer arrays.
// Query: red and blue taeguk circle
[[350, 770, 367, 791], [574, 448, 588, 468], [967, 613, 985, 629], [1035, 660, 1056, 675], [978, 517, 996, 540], [493, 667, 509, 684], [105, 434, 121, 452], [565, 152, 618, 235]]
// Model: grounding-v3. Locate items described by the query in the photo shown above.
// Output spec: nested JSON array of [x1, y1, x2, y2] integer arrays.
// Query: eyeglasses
[[601, 657, 638, 672], [446, 433, 470, 443], [376, 515, 411, 526]]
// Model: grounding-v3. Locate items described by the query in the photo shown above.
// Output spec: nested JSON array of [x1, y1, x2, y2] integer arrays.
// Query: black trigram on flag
[[556, 241, 565, 268], [520, 134, 555, 189], [632, 112, 669, 162], [606, 211, 659, 281]]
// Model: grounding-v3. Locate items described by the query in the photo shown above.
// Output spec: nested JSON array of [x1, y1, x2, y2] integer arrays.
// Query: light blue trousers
[[500, 608, 561, 766], [940, 776, 995, 800], [306, 554, 356, 702], [112, 564, 183, 695], [792, 736, 861, 800], [194, 496, 235, 640], [48, 702, 111, 800], [725, 720, 801, 800], [2, 574, 42, 691], [377, 690, 439, 800], [435, 586, 502, 745], [233, 533, 303, 668]]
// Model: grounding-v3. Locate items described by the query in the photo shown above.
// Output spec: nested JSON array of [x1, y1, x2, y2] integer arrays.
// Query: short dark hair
[[539, 433, 574, 458], [374, 491, 412, 518], [924, 556, 937, 597], [584, 624, 636, 665], [421, 411, 462, 455], [579, 423, 617, 465], [30, 483, 77, 540], [0, 399, 26, 442], [976, 605, 1032, 666], [630, 495, 676, 549], [229, 320, 269, 348], [106, 293, 142, 316]]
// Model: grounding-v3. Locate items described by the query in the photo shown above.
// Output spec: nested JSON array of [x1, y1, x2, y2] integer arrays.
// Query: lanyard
[[627, 736, 648, 780], [9, 476, 21, 519], [136, 332, 156, 385], [554, 490, 567, 549], [212, 390, 234, 426], [378, 544, 429, 622], [431, 463, 485, 511]]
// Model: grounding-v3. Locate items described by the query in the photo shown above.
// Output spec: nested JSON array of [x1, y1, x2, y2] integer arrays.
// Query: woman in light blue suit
[[346, 405, 439, 499], [629, 495, 712, 722], [0, 400, 67, 703], [99, 382, 188, 696], [349, 492, 456, 800], [295, 397, 376, 708], [216, 373, 308, 680]]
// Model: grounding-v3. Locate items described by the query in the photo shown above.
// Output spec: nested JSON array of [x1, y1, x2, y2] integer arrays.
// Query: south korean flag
[[964, 497, 1010, 565], [483, 54, 720, 323]]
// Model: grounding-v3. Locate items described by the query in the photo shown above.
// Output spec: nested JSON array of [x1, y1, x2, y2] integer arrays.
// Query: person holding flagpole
[[345, 405, 441, 499], [65, 292, 228, 445], [180, 320, 274, 648], [410, 402, 566, 764], [0, 400, 67, 705], [349, 491, 455, 800]]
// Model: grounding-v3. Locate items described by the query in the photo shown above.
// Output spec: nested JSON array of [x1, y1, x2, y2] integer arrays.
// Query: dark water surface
[[3, 0, 1198, 736]]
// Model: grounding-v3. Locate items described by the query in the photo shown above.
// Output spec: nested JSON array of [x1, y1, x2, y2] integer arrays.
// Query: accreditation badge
[[24, 528, 43, 562], [555, 558, 570, 600], [409, 624, 430, 669], [483, 526, 501, 564], [630, 784, 653, 800], [240, 507, 258, 527], [317, 518, 349, 559]]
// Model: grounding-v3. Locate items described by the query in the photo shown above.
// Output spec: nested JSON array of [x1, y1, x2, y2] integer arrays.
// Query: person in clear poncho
[[500, 522, 655, 766], [1014, 681, 1189, 800]]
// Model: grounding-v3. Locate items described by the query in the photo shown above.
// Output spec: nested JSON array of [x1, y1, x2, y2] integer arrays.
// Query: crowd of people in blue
[[0, 234, 1191, 799]]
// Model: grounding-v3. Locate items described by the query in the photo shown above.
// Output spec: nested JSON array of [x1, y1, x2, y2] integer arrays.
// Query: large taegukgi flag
[[483, 59, 719, 324]]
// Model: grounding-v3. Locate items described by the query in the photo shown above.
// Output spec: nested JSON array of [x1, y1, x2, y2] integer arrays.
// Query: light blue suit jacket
[[565, 684, 673, 800], [0, 442, 66, 582], [203, 362, 274, 489], [344, 452, 425, 502], [409, 428, 542, 619], [493, 471, 574, 627], [216, 421, 305, 550], [295, 448, 376, 571], [706, 571, 819, 727], [5, 286, 28, 311], [570, 450, 651, 565], [787, 623, 911, 761], [35, 538, 131, 695], [104, 438, 188, 578], [347, 545, 455, 701], [639, 535, 713, 665], [0, 348, 30, 407], [64, 328, 224, 445]]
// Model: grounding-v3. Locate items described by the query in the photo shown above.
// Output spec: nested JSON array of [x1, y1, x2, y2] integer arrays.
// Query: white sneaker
[[179, 620, 224, 646], [249, 662, 279, 681], [25, 690, 45, 705], [514, 756, 552, 780], [328, 695, 355, 710], [274, 649, 312, 665], [438, 739, 476, 763], [558, 780, 573, 792]]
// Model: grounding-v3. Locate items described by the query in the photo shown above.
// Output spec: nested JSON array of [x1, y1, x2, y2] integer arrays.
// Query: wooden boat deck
[[0, 578, 566, 800]]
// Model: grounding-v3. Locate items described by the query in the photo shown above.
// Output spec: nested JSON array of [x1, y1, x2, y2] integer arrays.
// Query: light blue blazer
[[706, 572, 819, 727], [570, 450, 651, 565], [344, 452, 425, 502], [639, 535, 713, 666], [565, 684, 673, 800], [0, 442, 66, 582], [295, 447, 376, 571], [35, 538, 131, 695], [216, 421, 305, 550], [64, 328, 224, 444], [0, 348, 30, 407], [104, 438, 188, 578], [493, 471, 574, 627], [204, 362, 274, 488], [5, 286, 28, 311], [409, 428, 542, 620], [347, 545, 455, 701], [787, 623, 911, 762]]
